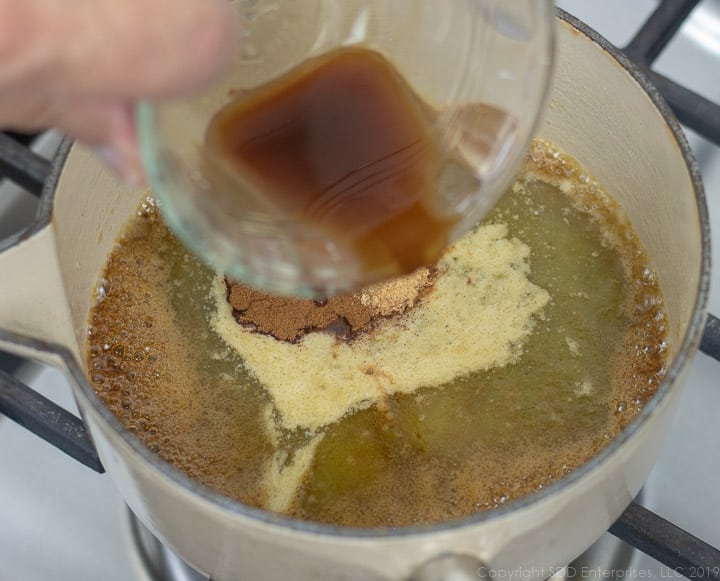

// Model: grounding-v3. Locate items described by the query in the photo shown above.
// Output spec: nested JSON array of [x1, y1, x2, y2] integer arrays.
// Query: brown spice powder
[[226, 267, 438, 343]]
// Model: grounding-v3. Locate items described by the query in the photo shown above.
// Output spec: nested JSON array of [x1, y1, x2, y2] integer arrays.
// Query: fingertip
[[59, 99, 146, 186], [94, 143, 146, 187], [98, 103, 146, 186]]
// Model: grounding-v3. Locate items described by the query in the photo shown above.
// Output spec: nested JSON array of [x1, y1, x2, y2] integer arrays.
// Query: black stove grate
[[0, 132, 51, 196], [623, 0, 720, 146], [0, 1, 720, 578], [610, 503, 720, 581], [0, 132, 48, 375]]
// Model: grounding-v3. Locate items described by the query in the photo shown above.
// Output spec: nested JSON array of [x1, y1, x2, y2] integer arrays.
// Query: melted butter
[[85, 140, 668, 527]]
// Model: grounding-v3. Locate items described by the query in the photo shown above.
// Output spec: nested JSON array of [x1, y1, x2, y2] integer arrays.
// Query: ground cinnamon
[[226, 267, 438, 343]]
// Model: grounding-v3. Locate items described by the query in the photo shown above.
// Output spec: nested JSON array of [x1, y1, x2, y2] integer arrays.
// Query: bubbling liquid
[[85, 140, 667, 527]]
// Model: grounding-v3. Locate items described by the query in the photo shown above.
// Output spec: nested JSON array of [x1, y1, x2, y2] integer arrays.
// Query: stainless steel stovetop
[[1, 2, 718, 580]]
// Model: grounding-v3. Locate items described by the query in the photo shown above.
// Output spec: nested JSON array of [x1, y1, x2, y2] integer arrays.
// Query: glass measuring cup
[[138, 0, 555, 297]]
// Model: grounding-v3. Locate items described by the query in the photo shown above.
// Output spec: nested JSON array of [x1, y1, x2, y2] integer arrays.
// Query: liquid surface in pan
[[85, 140, 668, 527]]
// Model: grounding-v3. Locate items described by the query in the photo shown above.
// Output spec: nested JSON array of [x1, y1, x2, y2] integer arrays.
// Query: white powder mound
[[211, 223, 550, 431]]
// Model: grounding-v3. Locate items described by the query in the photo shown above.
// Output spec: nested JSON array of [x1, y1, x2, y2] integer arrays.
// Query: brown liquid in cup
[[205, 47, 456, 281]]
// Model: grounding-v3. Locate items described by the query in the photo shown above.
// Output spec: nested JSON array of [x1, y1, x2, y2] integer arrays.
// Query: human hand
[[0, 0, 237, 184]]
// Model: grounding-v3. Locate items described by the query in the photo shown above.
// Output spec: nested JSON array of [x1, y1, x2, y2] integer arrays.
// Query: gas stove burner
[[128, 508, 209, 581], [126, 506, 637, 581]]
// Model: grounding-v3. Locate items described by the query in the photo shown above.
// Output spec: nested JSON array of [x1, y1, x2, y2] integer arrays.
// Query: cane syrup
[[205, 47, 456, 280]]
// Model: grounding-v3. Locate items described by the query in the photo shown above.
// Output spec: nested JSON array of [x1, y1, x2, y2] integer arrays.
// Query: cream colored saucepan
[[0, 12, 710, 581]]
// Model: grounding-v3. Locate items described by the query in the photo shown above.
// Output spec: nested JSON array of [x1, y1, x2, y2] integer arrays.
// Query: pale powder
[[358, 268, 435, 316], [211, 223, 550, 432], [262, 405, 325, 512]]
